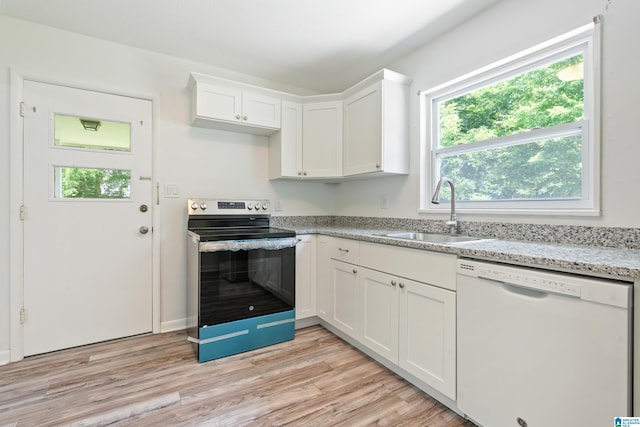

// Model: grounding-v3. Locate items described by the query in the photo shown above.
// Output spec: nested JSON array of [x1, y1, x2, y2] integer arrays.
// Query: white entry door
[[22, 81, 153, 356]]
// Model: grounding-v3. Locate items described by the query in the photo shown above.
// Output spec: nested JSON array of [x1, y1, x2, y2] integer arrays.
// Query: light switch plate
[[164, 184, 180, 198], [381, 194, 389, 209]]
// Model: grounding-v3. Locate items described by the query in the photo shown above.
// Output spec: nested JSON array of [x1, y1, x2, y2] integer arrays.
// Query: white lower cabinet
[[361, 268, 399, 363], [399, 278, 456, 400], [295, 235, 316, 320], [329, 259, 360, 337], [316, 236, 332, 322], [318, 236, 457, 400]]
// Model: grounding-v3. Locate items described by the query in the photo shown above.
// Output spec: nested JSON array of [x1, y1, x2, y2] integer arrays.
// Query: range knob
[[247, 202, 254, 210], [200, 203, 207, 211], [191, 202, 198, 211], [262, 203, 268, 210]]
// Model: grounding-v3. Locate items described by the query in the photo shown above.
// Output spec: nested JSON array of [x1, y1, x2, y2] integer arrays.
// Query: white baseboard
[[0, 350, 11, 366], [160, 318, 186, 333], [295, 316, 320, 329]]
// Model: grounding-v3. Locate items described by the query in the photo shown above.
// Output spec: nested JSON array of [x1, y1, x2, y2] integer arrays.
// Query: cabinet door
[[399, 279, 456, 400], [196, 83, 242, 123], [242, 92, 281, 129], [295, 235, 316, 320], [360, 268, 399, 364], [269, 100, 302, 179], [302, 101, 343, 178], [343, 81, 382, 176], [316, 236, 333, 322], [330, 259, 360, 338]]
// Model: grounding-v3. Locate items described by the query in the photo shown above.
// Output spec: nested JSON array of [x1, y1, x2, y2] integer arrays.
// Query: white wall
[[335, 0, 640, 228], [0, 15, 335, 355]]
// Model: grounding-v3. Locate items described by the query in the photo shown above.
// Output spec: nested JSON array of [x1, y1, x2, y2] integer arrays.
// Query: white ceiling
[[0, 0, 501, 93]]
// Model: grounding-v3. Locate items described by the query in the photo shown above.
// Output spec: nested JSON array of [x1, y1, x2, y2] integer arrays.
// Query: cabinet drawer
[[359, 242, 456, 291], [329, 238, 360, 264]]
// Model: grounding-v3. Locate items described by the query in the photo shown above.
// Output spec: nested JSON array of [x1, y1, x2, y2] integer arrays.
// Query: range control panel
[[188, 198, 270, 215]]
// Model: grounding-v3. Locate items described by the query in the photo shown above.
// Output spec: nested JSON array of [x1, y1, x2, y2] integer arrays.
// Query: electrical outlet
[[275, 199, 283, 211], [381, 194, 389, 209]]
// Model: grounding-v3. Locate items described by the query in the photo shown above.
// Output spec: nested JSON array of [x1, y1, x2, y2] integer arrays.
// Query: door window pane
[[54, 114, 131, 152], [54, 167, 131, 199]]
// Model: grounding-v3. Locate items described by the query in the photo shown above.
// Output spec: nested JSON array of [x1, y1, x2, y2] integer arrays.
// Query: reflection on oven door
[[248, 249, 283, 295], [220, 251, 248, 283]]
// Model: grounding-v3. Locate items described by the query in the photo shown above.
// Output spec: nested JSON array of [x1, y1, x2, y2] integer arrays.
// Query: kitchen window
[[421, 22, 600, 215]]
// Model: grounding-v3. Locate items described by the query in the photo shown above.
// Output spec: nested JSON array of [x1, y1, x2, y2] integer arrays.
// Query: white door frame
[[8, 69, 161, 362]]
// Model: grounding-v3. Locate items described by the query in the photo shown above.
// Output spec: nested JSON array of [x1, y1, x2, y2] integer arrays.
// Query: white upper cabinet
[[190, 68, 411, 179], [188, 72, 281, 135], [241, 92, 281, 129], [343, 69, 411, 177], [269, 100, 303, 179], [302, 100, 343, 178], [270, 98, 343, 179]]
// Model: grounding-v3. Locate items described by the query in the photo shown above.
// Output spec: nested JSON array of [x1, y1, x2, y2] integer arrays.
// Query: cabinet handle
[[399, 282, 405, 289], [391, 280, 397, 286], [243, 115, 248, 121], [235, 114, 241, 120], [376, 163, 381, 169], [352, 268, 358, 274], [338, 247, 349, 253], [303, 171, 307, 176], [297, 171, 302, 176]]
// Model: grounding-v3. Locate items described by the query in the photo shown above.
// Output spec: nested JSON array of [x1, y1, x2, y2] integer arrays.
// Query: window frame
[[420, 22, 600, 216]]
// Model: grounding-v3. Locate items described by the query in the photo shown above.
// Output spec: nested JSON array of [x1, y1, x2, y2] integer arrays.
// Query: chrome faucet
[[431, 177, 458, 234]]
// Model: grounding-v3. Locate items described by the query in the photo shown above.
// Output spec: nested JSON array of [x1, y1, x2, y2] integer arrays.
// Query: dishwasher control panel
[[457, 259, 632, 308], [475, 266, 581, 297]]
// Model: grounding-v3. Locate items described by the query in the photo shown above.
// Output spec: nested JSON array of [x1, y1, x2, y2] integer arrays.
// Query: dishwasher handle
[[472, 265, 583, 299], [478, 274, 549, 299]]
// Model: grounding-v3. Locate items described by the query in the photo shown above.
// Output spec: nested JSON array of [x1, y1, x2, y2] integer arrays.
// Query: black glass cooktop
[[189, 227, 295, 242]]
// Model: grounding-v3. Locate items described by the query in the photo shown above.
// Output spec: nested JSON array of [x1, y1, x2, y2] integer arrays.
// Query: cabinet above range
[[188, 72, 283, 136]]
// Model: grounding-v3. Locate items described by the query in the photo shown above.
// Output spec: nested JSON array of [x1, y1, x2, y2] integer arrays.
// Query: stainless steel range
[[186, 198, 297, 362]]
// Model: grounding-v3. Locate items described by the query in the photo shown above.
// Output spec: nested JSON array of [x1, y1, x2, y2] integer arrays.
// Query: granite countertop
[[284, 225, 640, 281]]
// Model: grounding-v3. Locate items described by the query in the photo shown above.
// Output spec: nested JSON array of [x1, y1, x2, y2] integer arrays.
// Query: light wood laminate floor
[[0, 325, 475, 426]]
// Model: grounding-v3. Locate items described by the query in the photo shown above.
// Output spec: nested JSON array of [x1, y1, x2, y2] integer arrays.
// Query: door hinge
[[20, 307, 27, 324], [19, 101, 25, 117], [19, 205, 25, 220]]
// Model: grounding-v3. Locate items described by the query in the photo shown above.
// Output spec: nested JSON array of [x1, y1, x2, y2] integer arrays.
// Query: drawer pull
[[391, 280, 397, 286], [353, 268, 358, 274], [338, 247, 349, 253], [399, 283, 405, 289]]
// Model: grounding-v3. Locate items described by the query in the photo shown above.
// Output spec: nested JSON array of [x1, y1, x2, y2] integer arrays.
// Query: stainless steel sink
[[380, 231, 488, 244]]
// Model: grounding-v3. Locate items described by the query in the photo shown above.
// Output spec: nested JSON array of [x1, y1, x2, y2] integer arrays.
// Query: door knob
[[139, 226, 149, 234]]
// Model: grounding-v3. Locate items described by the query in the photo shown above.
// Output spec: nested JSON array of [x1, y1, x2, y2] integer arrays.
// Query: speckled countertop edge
[[283, 225, 640, 281]]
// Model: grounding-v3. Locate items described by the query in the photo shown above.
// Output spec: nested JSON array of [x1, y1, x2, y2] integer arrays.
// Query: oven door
[[198, 237, 296, 327]]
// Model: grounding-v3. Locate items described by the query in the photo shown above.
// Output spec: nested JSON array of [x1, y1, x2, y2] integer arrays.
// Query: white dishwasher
[[457, 259, 632, 427]]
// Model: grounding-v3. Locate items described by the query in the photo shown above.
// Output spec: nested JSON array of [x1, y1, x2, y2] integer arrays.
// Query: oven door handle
[[199, 237, 298, 252]]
